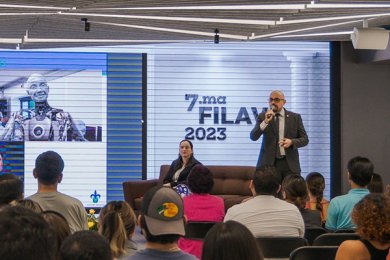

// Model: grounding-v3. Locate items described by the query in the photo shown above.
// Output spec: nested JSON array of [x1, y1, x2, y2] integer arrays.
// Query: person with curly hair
[[305, 172, 329, 224], [282, 174, 321, 228], [335, 193, 390, 260]]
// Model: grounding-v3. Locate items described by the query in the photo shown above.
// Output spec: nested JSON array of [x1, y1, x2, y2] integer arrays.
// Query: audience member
[[163, 140, 201, 188], [224, 165, 304, 237], [42, 210, 71, 256], [335, 193, 390, 260], [12, 198, 43, 213], [129, 186, 196, 260], [305, 172, 329, 224], [59, 230, 112, 260], [282, 174, 322, 227], [0, 206, 57, 260], [202, 220, 264, 260], [0, 173, 23, 206], [385, 184, 390, 198], [28, 150, 88, 233], [368, 173, 384, 193], [178, 165, 225, 258], [326, 156, 374, 231], [0, 153, 3, 172], [99, 200, 137, 259]]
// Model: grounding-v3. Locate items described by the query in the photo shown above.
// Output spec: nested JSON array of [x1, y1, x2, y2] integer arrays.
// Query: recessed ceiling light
[[60, 12, 275, 26]]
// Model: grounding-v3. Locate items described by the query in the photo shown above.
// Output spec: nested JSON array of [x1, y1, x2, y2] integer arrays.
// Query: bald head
[[269, 90, 286, 112]]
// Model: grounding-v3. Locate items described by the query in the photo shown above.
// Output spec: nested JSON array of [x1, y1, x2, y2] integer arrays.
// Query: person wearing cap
[[128, 186, 196, 260]]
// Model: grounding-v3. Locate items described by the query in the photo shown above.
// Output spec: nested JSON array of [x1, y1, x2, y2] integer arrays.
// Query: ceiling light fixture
[[0, 4, 70, 10], [61, 12, 276, 26], [0, 38, 23, 44], [92, 21, 248, 40], [84, 4, 306, 10], [0, 12, 56, 16], [307, 3, 390, 9], [273, 31, 353, 38], [276, 12, 390, 25], [250, 19, 365, 40]]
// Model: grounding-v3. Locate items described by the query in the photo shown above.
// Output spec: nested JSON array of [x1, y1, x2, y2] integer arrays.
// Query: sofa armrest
[[122, 179, 159, 210]]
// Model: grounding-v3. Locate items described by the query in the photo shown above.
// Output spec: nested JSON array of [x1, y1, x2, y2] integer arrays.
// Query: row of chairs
[[185, 222, 360, 259], [255, 234, 359, 259]]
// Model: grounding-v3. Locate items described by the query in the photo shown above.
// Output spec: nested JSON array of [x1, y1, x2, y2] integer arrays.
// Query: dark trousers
[[274, 157, 300, 198]]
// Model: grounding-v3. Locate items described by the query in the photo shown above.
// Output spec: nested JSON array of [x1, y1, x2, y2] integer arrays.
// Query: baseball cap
[[141, 186, 185, 236]]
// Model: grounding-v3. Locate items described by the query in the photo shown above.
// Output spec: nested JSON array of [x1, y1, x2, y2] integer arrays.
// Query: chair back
[[304, 227, 328, 245], [334, 228, 356, 233], [313, 233, 360, 246], [184, 221, 217, 240], [256, 237, 308, 258], [289, 246, 339, 260]]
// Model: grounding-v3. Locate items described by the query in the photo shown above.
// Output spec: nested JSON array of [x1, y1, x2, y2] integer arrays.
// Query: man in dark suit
[[250, 90, 309, 183]]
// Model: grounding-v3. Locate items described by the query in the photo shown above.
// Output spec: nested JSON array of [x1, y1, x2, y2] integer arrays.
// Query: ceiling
[[1, 0, 390, 49]]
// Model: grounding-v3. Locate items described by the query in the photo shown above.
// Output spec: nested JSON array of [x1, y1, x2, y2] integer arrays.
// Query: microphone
[[266, 105, 277, 120], [270, 104, 277, 112]]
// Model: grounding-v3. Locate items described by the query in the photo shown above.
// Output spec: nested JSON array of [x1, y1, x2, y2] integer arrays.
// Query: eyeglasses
[[269, 97, 284, 103]]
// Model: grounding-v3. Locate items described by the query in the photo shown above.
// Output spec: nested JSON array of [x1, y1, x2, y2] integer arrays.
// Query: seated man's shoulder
[[329, 193, 350, 205]]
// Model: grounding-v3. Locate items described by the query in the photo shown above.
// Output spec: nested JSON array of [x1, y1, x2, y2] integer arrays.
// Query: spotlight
[[214, 28, 219, 44], [81, 18, 90, 32]]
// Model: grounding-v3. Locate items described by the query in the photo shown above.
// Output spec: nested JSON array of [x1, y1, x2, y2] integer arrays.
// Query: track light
[[81, 18, 90, 31], [214, 28, 219, 44]]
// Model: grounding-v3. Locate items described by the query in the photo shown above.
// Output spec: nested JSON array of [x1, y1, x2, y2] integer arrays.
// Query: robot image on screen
[[0, 73, 86, 141]]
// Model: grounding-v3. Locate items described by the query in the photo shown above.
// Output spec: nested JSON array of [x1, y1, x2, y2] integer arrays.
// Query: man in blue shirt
[[326, 156, 374, 231]]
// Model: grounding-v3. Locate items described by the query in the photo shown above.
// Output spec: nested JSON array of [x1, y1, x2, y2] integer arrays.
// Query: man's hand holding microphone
[[264, 105, 277, 124]]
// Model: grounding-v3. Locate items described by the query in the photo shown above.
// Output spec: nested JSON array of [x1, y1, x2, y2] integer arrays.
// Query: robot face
[[25, 74, 49, 102]]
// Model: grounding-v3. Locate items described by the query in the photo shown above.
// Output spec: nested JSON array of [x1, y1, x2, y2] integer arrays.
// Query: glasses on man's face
[[269, 97, 284, 103]]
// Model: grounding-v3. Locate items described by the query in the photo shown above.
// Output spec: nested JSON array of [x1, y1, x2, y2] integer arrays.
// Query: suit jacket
[[250, 108, 308, 173]]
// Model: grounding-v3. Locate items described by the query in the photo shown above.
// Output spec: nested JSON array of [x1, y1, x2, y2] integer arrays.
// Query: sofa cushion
[[209, 166, 254, 196], [218, 194, 252, 211]]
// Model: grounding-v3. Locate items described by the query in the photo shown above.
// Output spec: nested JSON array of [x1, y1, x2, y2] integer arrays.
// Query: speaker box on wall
[[351, 27, 390, 50]]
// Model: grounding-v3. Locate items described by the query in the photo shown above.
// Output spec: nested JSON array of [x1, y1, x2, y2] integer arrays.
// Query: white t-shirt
[[224, 195, 304, 237]]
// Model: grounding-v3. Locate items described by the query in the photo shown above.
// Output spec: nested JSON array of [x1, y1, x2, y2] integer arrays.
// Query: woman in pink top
[[178, 165, 225, 259]]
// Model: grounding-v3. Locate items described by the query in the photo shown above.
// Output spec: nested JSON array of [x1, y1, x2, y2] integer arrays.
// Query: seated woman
[[335, 193, 390, 260], [178, 165, 225, 259], [282, 174, 322, 228], [163, 139, 201, 188], [202, 220, 264, 260], [99, 201, 137, 259], [305, 172, 329, 225]]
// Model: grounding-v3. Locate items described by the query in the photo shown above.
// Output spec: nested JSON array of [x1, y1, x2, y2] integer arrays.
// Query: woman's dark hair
[[282, 174, 308, 209], [306, 172, 325, 212], [202, 220, 263, 260], [0, 174, 23, 205], [180, 139, 193, 150], [42, 210, 71, 252], [173, 139, 195, 171], [367, 173, 384, 193], [187, 165, 214, 194]]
